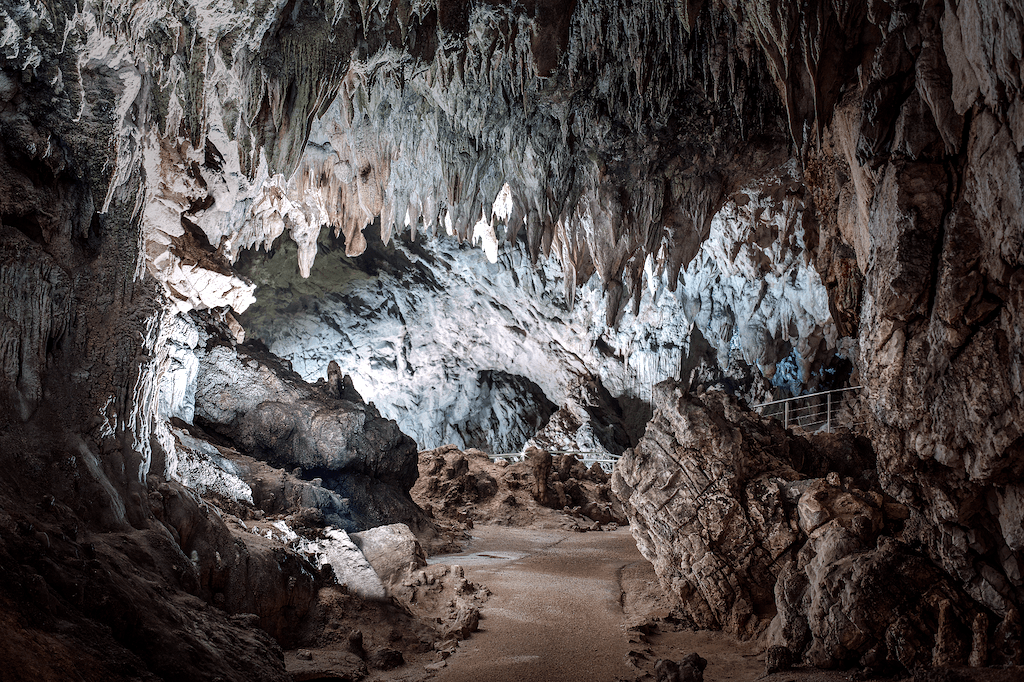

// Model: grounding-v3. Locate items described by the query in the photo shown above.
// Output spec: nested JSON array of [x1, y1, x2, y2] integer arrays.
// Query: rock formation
[[235, 191, 831, 451], [2, 0, 1023, 676], [413, 444, 628, 530], [613, 382, 1018, 671], [352, 522, 488, 640]]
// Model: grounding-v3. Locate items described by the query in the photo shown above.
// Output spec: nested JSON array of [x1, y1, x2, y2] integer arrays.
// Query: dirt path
[[369, 524, 1022, 682], [426, 526, 640, 682]]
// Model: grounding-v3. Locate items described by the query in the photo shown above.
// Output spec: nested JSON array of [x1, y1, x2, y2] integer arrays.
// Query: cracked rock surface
[[2, 0, 1023, 677], [613, 383, 1001, 670]]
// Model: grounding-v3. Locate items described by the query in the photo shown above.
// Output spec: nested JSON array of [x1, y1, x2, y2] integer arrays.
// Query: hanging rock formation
[[1, 0, 1023, 676], [236, 189, 832, 452]]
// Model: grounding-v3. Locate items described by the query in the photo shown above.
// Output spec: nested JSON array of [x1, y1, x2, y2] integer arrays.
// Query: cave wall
[[234, 187, 833, 451], [1, 0, 1023, 675], [1, 0, 162, 531], [803, 0, 1024, 618]]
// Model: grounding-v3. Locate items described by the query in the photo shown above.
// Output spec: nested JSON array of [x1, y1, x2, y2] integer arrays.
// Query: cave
[[1, 0, 1022, 680]]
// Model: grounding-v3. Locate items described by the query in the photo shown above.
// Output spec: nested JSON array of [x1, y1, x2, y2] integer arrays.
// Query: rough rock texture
[[236, 196, 832, 451], [798, 0, 1024, 632], [2, 0, 1024, 676], [302, 528, 388, 599], [166, 421, 358, 529], [182, 314, 426, 533], [413, 445, 627, 530], [613, 384, 807, 639], [350, 523, 427, 586], [613, 383, 1001, 670], [0, 490, 297, 681], [523, 372, 634, 461], [351, 522, 489, 641], [654, 652, 707, 682]]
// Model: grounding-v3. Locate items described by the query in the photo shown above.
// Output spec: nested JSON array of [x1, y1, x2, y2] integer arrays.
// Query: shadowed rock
[[614, 382, 991, 670], [192, 330, 423, 532]]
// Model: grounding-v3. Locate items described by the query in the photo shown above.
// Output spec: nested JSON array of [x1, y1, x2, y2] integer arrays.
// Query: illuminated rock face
[[235, 191, 834, 452], [1, 0, 1023, 676]]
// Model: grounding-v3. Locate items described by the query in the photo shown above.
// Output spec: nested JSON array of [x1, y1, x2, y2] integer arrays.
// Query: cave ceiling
[[3, 0, 1023, 621], [81, 0, 807, 319], [20, 0, 847, 447]]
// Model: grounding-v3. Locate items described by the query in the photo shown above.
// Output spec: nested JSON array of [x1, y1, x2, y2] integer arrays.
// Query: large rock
[[523, 372, 633, 462], [803, 0, 1024, 626], [190, 320, 424, 532], [413, 444, 627, 528], [194, 339, 416, 483], [146, 476, 323, 647], [772, 531, 986, 670], [350, 523, 427, 586], [612, 384, 805, 639], [301, 528, 387, 599], [351, 522, 488, 642], [614, 382, 992, 670]]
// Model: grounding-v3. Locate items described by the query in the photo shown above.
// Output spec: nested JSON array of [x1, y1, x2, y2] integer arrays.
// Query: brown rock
[[612, 385, 804, 639]]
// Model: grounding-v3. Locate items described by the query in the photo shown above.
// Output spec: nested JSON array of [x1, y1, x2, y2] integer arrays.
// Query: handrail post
[[827, 391, 832, 433], [784, 401, 789, 429]]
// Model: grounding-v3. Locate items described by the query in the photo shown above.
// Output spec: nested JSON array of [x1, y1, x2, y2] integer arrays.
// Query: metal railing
[[753, 385, 866, 433], [488, 449, 621, 473]]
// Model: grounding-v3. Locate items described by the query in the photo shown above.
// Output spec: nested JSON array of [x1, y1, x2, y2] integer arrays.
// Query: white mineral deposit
[[1, 0, 1022, 680]]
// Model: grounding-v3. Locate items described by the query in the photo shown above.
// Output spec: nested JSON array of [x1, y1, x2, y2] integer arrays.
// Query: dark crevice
[[4, 213, 45, 244], [924, 109, 973, 324]]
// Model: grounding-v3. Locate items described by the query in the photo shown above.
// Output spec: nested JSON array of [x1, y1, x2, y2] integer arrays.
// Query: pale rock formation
[[170, 425, 255, 504], [300, 528, 388, 600], [237, 189, 834, 452], [159, 419, 360, 529], [523, 372, 633, 462], [156, 311, 202, 423], [352, 523, 487, 641], [350, 522, 428, 586], [151, 308, 433, 556]]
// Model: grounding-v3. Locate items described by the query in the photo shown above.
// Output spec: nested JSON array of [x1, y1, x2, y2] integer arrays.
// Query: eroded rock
[[614, 382, 993, 670], [612, 384, 805, 638], [413, 444, 627, 530], [189, 317, 424, 533]]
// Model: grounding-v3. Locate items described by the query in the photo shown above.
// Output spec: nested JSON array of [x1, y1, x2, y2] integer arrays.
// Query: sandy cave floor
[[317, 523, 1024, 682], [426, 526, 677, 682], [347, 524, 764, 682]]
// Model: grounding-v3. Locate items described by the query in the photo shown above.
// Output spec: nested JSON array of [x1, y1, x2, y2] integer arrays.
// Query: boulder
[[771, 533, 984, 670], [350, 523, 427, 586], [614, 381, 990, 670], [612, 384, 804, 638], [191, 332, 424, 532], [301, 529, 387, 600]]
